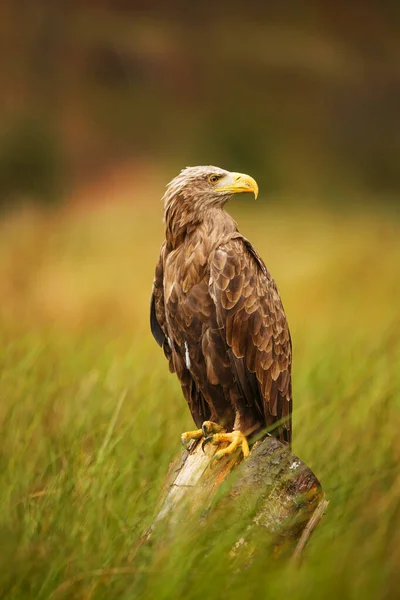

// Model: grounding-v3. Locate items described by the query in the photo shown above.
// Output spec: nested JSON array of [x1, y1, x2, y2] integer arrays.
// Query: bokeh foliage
[[0, 1, 399, 204]]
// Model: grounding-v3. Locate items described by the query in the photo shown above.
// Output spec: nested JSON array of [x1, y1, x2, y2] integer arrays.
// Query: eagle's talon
[[202, 435, 214, 453], [181, 421, 224, 452], [202, 421, 224, 437], [180, 428, 203, 449], [202, 430, 250, 462]]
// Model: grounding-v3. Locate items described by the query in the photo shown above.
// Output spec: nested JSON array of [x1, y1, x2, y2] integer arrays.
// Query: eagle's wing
[[150, 243, 167, 349], [150, 243, 210, 427], [209, 235, 292, 444]]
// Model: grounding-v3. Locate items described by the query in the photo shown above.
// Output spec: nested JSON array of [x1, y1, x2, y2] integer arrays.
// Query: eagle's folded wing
[[209, 236, 292, 444]]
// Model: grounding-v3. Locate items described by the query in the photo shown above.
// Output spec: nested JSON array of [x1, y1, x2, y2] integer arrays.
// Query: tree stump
[[151, 435, 327, 563]]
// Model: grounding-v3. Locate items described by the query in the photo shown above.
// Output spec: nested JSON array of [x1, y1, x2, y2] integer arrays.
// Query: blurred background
[[0, 2, 400, 599], [1, 0, 400, 206], [1, 0, 399, 331]]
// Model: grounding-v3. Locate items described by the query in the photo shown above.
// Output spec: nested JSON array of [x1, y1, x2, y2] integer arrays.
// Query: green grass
[[0, 196, 399, 599]]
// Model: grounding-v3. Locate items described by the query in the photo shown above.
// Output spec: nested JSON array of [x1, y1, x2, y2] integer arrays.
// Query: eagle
[[150, 166, 292, 461]]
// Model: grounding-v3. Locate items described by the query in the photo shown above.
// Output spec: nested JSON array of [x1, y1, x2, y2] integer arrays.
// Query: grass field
[[0, 191, 399, 599]]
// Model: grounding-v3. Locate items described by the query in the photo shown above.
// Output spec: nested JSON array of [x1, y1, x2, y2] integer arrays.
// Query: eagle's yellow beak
[[215, 172, 259, 199]]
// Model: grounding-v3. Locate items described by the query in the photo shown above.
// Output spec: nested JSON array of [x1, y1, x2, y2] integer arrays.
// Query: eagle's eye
[[209, 174, 221, 184]]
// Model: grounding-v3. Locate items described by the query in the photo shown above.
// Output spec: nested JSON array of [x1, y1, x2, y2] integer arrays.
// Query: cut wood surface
[[151, 435, 327, 561]]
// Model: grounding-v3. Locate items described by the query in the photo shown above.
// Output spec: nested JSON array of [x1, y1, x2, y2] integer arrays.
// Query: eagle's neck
[[164, 196, 201, 250], [164, 195, 236, 250]]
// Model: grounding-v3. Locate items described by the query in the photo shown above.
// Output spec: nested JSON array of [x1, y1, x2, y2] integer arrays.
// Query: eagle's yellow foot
[[202, 430, 250, 464], [180, 420, 224, 448]]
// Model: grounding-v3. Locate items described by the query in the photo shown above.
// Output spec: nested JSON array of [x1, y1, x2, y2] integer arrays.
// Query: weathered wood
[[151, 435, 327, 561]]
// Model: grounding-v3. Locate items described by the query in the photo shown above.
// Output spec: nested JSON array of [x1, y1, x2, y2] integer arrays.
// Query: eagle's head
[[163, 166, 259, 218]]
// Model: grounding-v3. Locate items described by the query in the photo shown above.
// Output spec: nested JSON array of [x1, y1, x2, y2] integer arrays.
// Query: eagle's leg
[[202, 431, 250, 463], [181, 421, 224, 448]]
